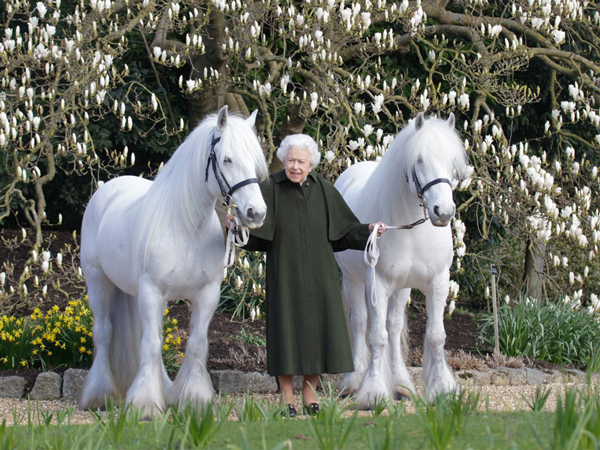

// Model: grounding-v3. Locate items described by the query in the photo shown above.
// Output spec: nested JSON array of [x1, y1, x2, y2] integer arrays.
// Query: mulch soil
[[0, 229, 567, 392]]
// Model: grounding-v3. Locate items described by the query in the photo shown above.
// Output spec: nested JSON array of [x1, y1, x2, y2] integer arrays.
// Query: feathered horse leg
[[338, 277, 370, 397], [387, 288, 415, 400], [125, 274, 169, 419], [422, 272, 458, 401], [168, 281, 220, 410], [79, 272, 119, 410], [353, 273, 393, 410]]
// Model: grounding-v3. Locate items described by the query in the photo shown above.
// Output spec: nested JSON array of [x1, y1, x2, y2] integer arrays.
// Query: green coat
[[244, 170, 370, 376]]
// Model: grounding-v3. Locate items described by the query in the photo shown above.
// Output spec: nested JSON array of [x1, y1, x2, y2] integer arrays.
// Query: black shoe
[[281, 404, 297, 418], [303, 403, 319, 416]]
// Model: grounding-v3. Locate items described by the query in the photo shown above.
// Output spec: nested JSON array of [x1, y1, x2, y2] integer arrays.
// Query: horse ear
[[217, 105, 229, 131], [415, 112, 425, 130], [447, 112, 455, 129], [246, 109, 258, 128]]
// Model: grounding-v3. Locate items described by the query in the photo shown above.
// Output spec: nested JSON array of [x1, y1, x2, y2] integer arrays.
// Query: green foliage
[[531, 387, 600, 450], [220, 250, 266, 320], [91, 401, 141, 446], [29, 299, 94, 369], [585, 346, 600, 374], [232, 326, 266, 347], [1, 388, 600, 449], [0, 315, 37, 369], [0, 421, 14, 450], [172, 402, 222, 449], [411, 390, 480, 450], [478, 296, 600, 368], [522, 386, 553, 412], [234, 395, 279, 423], [307, 385, 357, 450], [367, 420, 400, 450]]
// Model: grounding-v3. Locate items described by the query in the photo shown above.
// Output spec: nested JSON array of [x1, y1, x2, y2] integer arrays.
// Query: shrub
[[0, 297, 183, 371], [478, 297, 600, 368], [220, 250, 266, 320]]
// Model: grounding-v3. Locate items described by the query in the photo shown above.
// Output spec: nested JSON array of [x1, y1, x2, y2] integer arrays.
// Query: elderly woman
[[228, 134, 385, 417]]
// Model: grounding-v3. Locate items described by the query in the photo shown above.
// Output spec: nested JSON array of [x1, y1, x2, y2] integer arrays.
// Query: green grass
[[0, 411, 556, 449], [2, 386, 600, 449]]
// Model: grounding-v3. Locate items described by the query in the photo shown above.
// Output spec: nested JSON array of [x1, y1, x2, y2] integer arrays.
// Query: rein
[[204, 131, 258, 270], [363, 171, 452, 306]]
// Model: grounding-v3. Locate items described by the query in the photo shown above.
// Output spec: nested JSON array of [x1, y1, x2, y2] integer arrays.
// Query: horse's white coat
[[79, 107, 268, 418], [334, 113, 468, 409]]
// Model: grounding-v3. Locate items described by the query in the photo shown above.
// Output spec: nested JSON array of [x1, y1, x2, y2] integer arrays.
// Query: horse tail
[[108, 289, 141, 397]]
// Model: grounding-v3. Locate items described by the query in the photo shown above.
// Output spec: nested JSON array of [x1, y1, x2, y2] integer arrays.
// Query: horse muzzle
[[238, 206, 266, 229], [429, 204, 455, 227]]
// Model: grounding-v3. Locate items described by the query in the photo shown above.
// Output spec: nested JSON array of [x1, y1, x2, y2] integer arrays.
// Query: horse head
[[208, 106, 268, 228], [409, 112, 466, 227]]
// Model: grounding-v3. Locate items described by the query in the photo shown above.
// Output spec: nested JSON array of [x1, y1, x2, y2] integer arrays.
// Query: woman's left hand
[[369, 222, 387, 237]]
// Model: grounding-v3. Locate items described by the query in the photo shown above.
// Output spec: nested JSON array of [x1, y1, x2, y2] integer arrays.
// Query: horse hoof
[[394, 392, 411, 402], [337, 388, 356, 399]]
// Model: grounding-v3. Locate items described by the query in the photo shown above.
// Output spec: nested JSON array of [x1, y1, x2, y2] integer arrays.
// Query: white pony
[[79, 106, 268, 418], [334, 112, 468, 409]]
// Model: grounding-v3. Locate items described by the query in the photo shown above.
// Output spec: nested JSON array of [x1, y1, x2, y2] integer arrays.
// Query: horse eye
[[223, 156, 233, 164], [417, 157, 423, 164]]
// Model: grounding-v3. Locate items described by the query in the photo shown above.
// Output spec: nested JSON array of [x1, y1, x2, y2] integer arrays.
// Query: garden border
[[0, 367, 597, 403]]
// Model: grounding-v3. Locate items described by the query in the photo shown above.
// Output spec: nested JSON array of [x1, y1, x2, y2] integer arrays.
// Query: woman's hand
[[369, 222, 387, 237], [225, 213, 235, 230]]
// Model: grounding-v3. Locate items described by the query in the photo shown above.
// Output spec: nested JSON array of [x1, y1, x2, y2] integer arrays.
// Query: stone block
[[211, 370, 247, 394], [0, 376, 25, 399], [246, 372, 277, 393], [30, 372, 62, 400], [62, 369, 88, 403], [561, 369, 586, 384], [455, 369, 491, 387], [507, 368, 527, 385], [490, 369, 509, 386], [524, 368, 547, 385], [320, 373, 343, 392]]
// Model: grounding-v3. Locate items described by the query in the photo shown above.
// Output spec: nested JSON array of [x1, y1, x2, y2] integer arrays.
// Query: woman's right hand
[[225, 213, 235, 230]]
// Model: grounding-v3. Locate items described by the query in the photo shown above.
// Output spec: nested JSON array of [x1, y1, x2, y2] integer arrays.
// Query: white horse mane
[[132, 112, 268, 270], [362, 115, 468, 221]]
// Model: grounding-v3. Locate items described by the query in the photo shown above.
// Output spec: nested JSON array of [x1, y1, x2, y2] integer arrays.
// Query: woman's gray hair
[[276, 134, 321, 169]]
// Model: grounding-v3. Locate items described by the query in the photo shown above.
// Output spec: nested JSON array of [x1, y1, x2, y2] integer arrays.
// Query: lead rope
[[224, 212, 250, 273], [364, 224, 382, 307], [363, 210, 430, 307]]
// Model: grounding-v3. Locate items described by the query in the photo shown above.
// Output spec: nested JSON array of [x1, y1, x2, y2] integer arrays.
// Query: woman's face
[[284, 147, 312, 183]]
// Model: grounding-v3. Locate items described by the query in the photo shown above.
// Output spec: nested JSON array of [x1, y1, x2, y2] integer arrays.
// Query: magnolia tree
[[2, 0, 600, 315], [0, 0, 182, 246], [149, 0, 600, 313]]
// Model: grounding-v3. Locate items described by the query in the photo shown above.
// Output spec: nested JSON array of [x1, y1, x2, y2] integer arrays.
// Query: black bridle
[[412, 168, 452, 200], [397, 168, 453, 229], [204, 133, 259, 207]]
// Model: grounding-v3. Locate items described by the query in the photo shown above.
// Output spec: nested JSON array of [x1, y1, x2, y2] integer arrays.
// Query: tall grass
[[3, 385, 600, 449], [478, 296, 600, 368], [531, 386, 600, 450], [411, 390, 480, 450]]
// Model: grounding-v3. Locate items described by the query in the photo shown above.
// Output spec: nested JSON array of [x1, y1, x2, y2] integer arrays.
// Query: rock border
[[0, 367, 598, 402]]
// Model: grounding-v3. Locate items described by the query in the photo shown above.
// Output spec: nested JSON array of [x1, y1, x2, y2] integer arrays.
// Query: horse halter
[[204, 133, 259, 208], [400, 168, 453, 228]]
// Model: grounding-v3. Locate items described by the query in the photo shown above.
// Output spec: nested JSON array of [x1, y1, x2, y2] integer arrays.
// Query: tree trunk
[[523, 239, 545, 300]]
